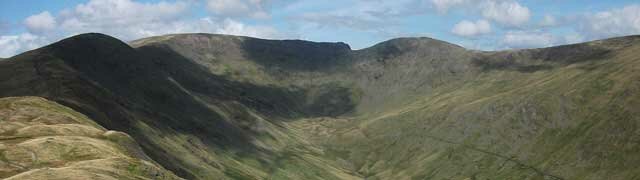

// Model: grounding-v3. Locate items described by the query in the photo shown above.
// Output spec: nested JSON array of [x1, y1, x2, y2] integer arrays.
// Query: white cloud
[[1, 0, 289, 57], [429, 0, 531, 27], [563, 33, 585, 44], [481, 0, 530, 27], [214, 18, 282, 38], [431, 0, 467, 13], [294, 0, 421, 33], [580, 5, 640, 39], [501, 31, 557, 49], [52, 0, 286, 40], [56, 0, 189, 40], [24, 11, 57, 34], [299, 12, 387, 30], [206, 0, 272, 19], [538, 14, 557, 27], [451, 19, 491, 38], [0, 33, 48, 58], [71, 0, 187, 23]]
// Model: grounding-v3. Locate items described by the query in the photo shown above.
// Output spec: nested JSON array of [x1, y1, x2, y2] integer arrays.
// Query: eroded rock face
[[0, 96, 182, 180]]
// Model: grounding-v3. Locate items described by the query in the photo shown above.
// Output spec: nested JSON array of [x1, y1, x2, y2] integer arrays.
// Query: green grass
[[4, 33, 640, 180]]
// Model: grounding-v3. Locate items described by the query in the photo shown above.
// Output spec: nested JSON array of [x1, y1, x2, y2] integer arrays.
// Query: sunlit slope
[[0, 96, 182, 180], [293, 37, 640, 179], [137, 33, 640, 179]]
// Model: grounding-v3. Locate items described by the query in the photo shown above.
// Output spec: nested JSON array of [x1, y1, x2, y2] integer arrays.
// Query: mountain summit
[[1, 33, 640, 179]]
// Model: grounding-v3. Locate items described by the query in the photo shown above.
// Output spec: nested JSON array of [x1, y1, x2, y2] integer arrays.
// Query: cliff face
[[2, 32, 640, 179]]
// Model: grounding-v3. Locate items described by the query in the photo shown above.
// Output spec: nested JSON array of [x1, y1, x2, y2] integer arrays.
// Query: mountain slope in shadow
[[0, 33, 360, 179], [2, 32, 640, 179]]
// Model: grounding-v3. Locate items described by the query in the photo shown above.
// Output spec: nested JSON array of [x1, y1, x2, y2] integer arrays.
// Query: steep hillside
[[131, 35, 473, 113], [134, 33, 640, 180], [0, 96, 181, 179], [2, 32, 640, 180], [295, 37, 640, 179], [0, 33, 360, 179]]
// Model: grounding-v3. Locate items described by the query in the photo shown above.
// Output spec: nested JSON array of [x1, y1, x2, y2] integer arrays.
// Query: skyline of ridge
[[1, 0, 639, 58]]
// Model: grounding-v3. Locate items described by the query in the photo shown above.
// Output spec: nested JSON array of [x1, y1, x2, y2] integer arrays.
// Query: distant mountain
[[1, 32, 640, 179]]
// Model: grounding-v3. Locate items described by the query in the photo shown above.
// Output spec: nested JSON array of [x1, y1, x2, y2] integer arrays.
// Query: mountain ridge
[[1, 32, 640, 179], [130, 32, 640, 53]]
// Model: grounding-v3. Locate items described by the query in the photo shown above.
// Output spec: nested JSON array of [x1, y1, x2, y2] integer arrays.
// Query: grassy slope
[[1, 32, 639, 180], [0, 96, 182, 180], [135, 34, 640, 180], [292, 38, 640, 179], [0, 33, 361, 180]]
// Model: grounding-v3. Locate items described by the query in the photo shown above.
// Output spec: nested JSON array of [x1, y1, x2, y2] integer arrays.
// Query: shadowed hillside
[[0, 33, 360, 179], [2, 32, 640, 179]]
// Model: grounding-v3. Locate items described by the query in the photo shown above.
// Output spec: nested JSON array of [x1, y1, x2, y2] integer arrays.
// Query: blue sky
[[0, 0, 639, 57]]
